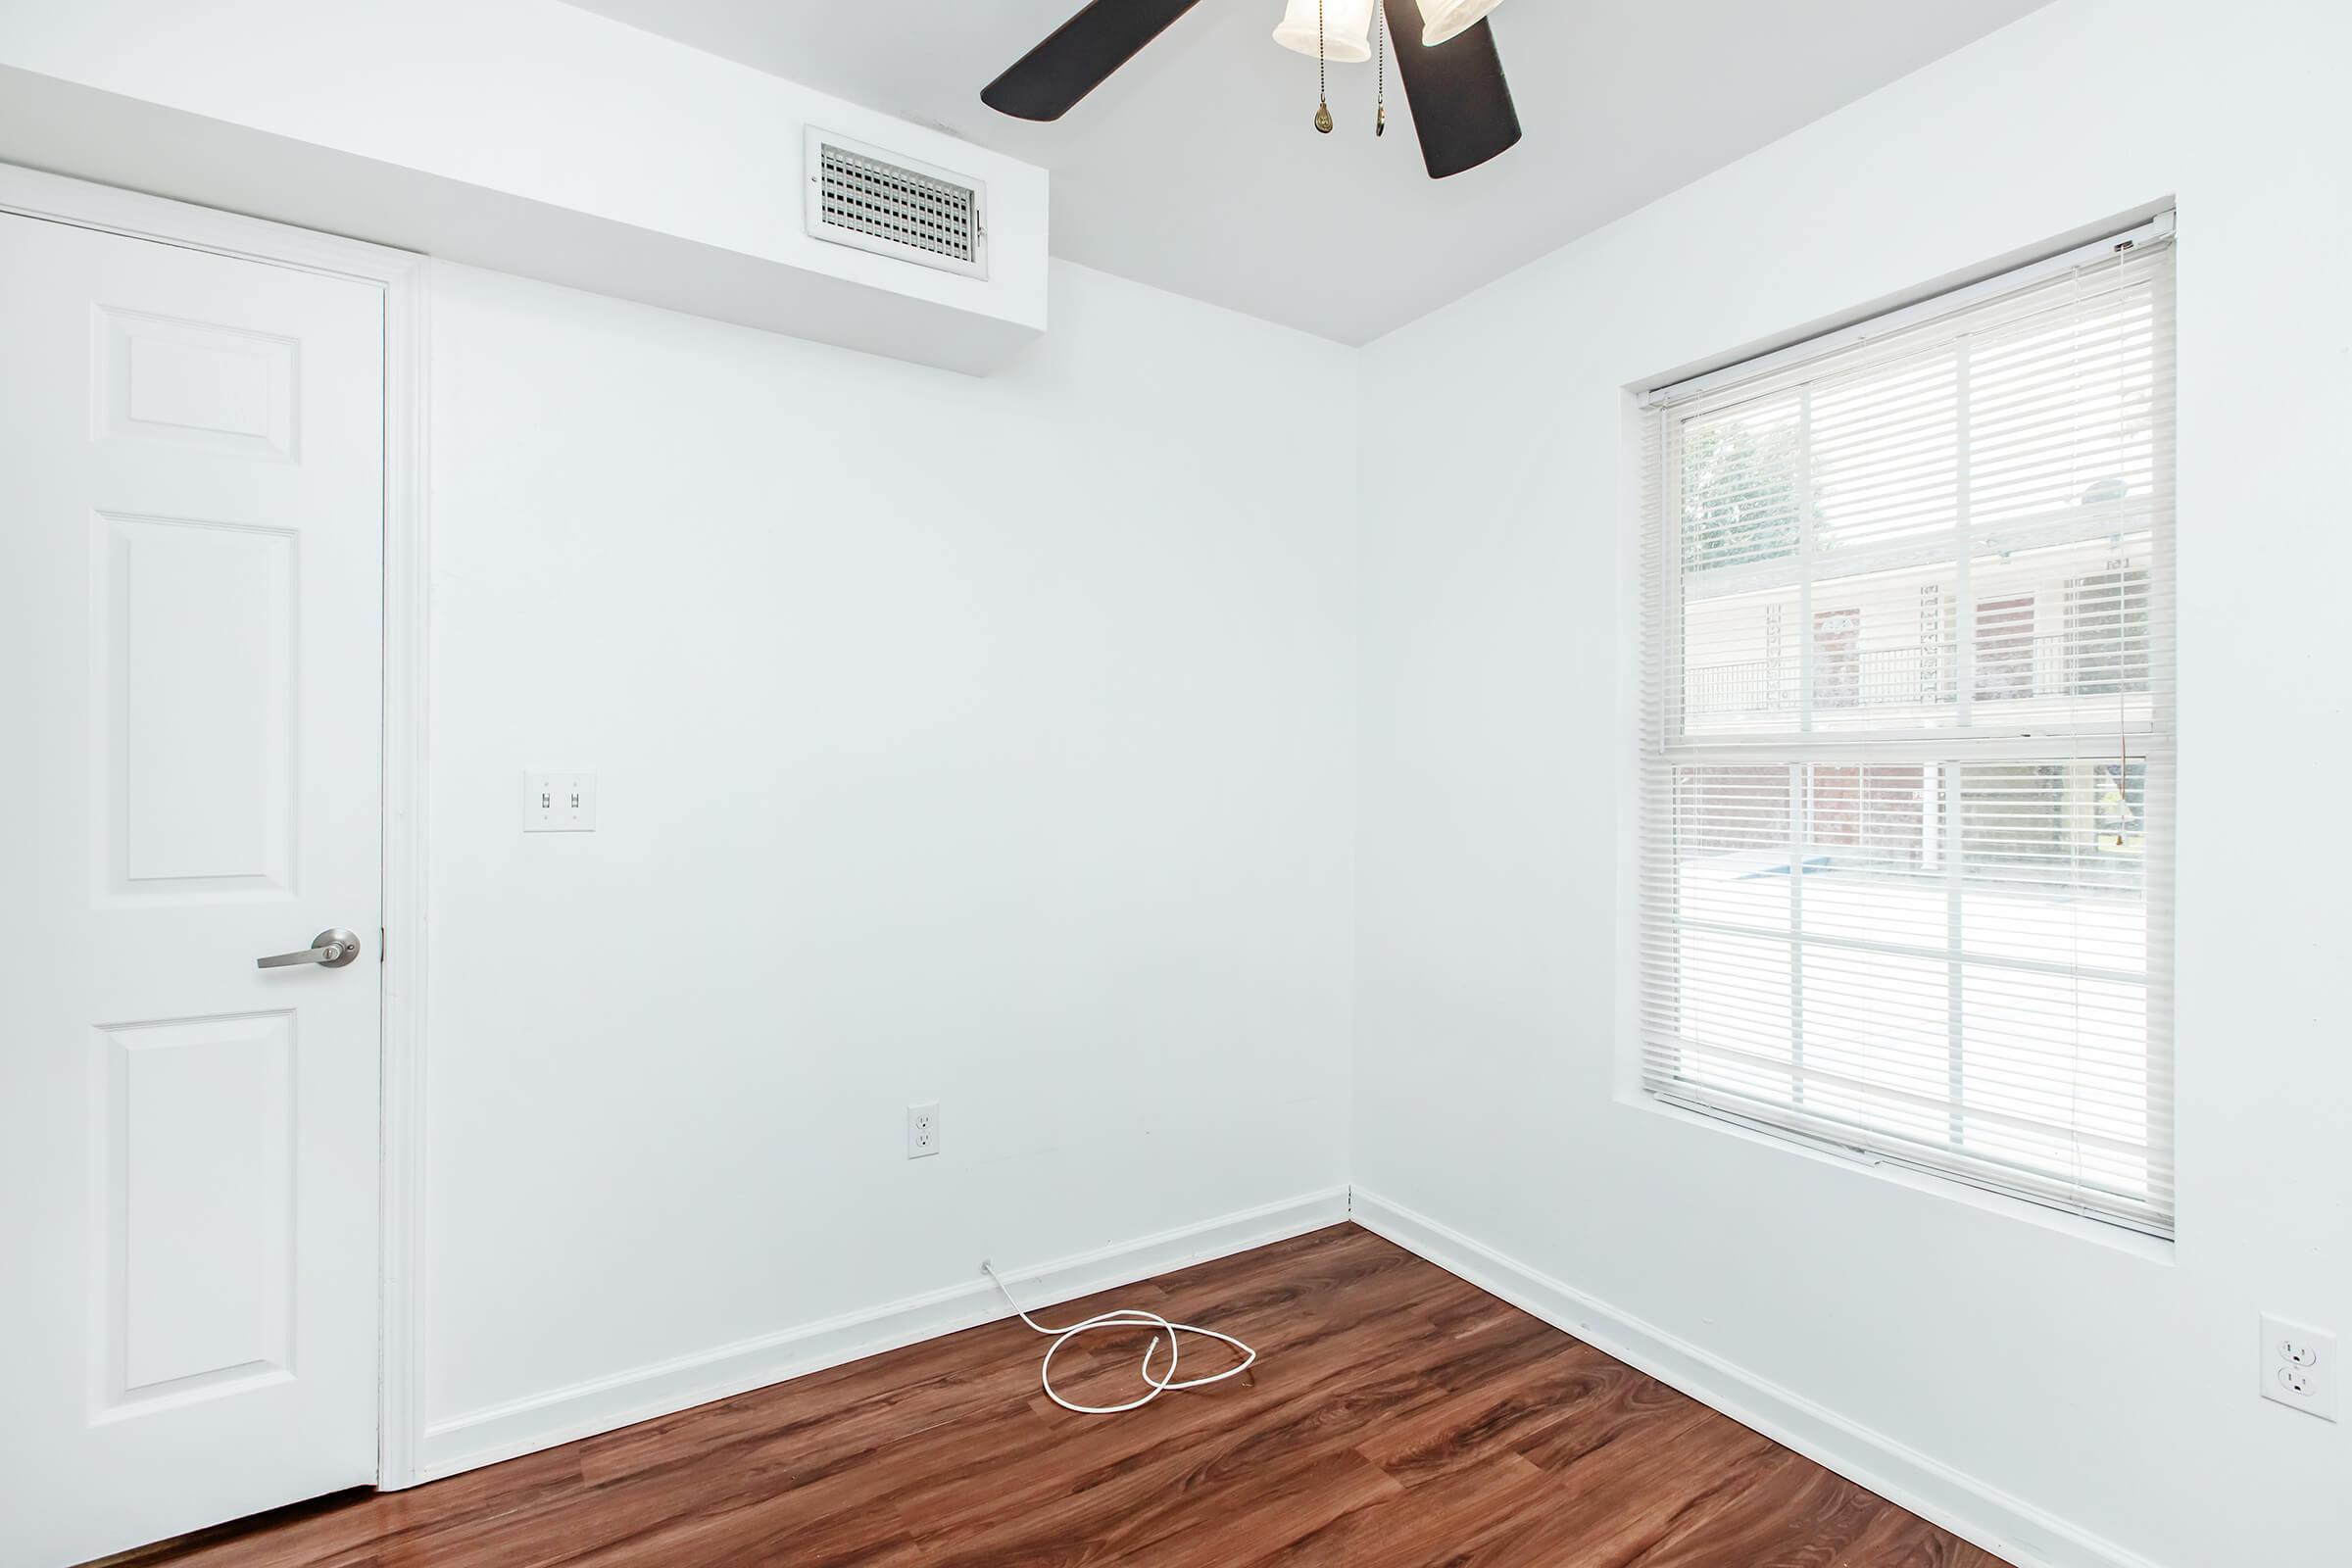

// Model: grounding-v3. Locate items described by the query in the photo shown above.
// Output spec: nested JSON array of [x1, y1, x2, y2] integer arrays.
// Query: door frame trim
[[0, 163, 434, 1491]]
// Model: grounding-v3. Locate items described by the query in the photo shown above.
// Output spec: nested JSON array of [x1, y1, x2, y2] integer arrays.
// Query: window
[[1972, 596, 2035, 702], [1813, 609, 1861, 710], [1638, 222, 2176, 1235]]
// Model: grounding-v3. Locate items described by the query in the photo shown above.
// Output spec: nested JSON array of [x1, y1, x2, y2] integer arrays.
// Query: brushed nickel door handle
[[258, 928, 363, 969]]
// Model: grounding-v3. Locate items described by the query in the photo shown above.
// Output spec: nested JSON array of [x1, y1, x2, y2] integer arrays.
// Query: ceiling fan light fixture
[[1273, 0, 1376, 64], [1414, 0, 1504, 47]]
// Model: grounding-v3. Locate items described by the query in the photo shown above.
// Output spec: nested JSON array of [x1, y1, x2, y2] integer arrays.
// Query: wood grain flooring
[[112, 1224, 2013, 1568]]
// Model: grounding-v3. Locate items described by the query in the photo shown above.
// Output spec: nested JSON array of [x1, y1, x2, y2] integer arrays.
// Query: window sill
[[1614, 1085, 2177, 1265]]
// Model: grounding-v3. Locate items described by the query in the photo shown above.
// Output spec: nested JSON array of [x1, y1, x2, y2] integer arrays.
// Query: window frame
[[1634, 220, 2178, 1239]]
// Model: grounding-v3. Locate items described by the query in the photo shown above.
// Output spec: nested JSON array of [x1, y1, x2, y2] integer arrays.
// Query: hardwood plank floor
[[111, 1225, 2013, 1568]]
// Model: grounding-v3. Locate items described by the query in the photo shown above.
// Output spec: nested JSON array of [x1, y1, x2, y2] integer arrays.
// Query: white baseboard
[[1348, 1189, 2164, 1568], [416, 1186, 1350, 1482]]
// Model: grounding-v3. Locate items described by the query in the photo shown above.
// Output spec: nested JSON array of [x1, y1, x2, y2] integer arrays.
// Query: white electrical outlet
[[2260, 1313, 2336, 1421], [906, 1102, 941, 1159], [522, 770, 598, 832]]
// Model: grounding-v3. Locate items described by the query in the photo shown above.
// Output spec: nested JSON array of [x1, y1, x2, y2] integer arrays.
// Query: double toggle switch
[[523, 771, 598, 833]]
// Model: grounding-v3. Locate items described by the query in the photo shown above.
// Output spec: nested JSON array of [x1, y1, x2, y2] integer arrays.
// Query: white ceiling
[[564, 0, 2054, 344]]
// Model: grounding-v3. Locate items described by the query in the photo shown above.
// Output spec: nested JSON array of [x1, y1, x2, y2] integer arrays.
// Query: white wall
[[1353, 3, 2349, 1566], [423, 258, 1356, 1466]]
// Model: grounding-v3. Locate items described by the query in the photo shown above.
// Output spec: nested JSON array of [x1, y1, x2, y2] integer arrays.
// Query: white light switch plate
[[522, 771, 598, 832], [2260, 1313, 2336, 1421]]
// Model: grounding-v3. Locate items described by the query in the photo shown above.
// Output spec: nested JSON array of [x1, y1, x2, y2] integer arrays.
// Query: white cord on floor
[[981, 1258, 1257, 1415]]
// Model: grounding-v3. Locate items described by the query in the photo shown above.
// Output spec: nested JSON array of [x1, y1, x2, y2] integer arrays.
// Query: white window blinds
[[1638, 226, 2177, 1235]]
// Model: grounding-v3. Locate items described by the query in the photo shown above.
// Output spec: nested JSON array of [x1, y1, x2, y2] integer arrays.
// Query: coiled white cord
[[981, 1258, 1257, 1415]]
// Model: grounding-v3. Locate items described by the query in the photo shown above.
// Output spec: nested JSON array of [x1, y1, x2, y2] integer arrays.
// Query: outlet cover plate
[[906, 1102, 941, 1159], [2260, 1313, 2336, 1421]]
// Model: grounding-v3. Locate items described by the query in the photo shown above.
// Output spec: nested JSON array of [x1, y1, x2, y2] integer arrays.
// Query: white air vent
[[805, 128, 988, 280]]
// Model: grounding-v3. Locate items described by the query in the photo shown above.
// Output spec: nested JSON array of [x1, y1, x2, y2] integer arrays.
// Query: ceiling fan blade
[[1380, 0, 1522, 179], [982, 0, 1206, 122]]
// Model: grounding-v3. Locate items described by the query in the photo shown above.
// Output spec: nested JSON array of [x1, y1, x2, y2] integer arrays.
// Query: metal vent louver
[[805, 129, 988, 280]]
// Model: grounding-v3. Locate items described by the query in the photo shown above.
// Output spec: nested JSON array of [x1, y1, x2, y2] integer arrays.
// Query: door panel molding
[[0, 160, 433, 1493]]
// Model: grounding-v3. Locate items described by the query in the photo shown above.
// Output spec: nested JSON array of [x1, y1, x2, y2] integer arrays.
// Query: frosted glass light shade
[[1415, 0, 1504, 46], [1273, 0, 1377, 65]]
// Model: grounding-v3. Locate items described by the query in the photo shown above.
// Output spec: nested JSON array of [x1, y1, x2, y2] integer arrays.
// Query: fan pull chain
[[1313, 0, 1334, 132], [1375, 0, 1387, 135]]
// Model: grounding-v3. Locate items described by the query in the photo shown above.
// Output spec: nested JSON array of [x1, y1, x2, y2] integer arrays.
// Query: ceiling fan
[[981, 0, 1521, 180]]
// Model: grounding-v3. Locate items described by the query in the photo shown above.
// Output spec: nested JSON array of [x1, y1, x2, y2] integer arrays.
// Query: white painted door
[[0, 213, 385, 1568]]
